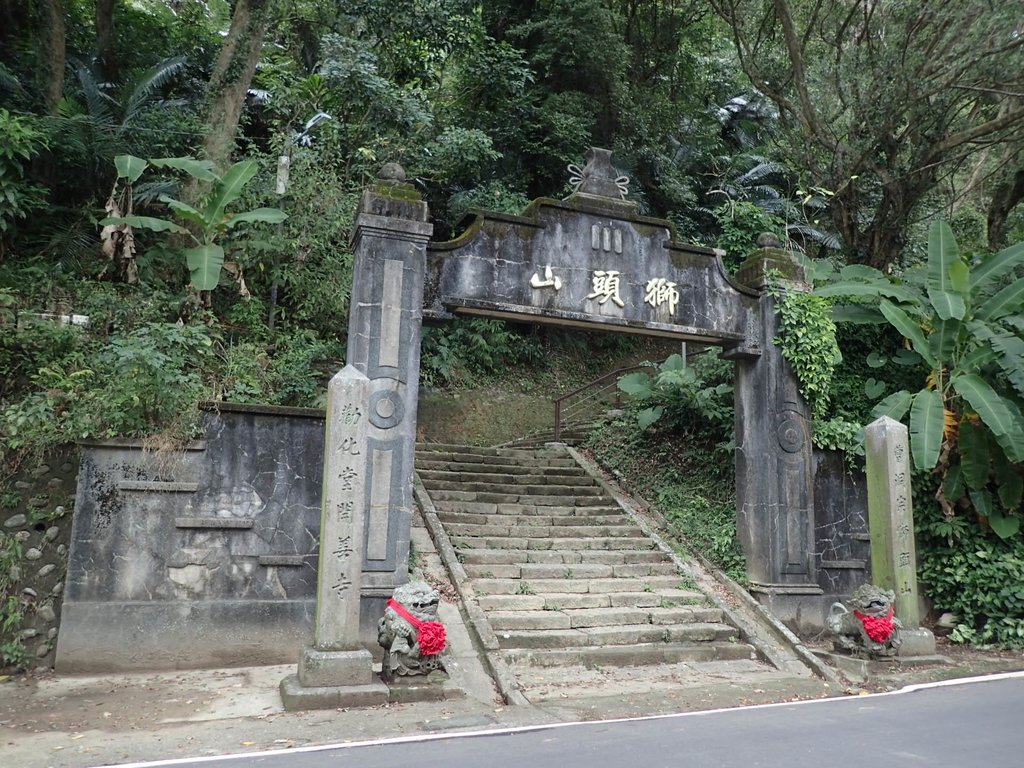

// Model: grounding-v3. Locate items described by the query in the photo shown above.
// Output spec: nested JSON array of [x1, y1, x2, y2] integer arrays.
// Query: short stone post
[[864, 416, 935, 655], [280, 366, 388, 709]]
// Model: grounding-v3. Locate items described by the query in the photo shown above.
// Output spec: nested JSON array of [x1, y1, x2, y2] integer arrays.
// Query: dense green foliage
[[918, 491, 1024, 647], [616, 350, 734, 434], [770, 285, 839, 421], [817, 222, 1024, 539], [589, 350, 744, 581]]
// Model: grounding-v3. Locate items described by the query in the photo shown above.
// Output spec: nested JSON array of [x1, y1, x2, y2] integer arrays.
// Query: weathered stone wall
[[49, 401, 873, 669], [56, 403, 383, 673], [812, 450, 871, 612], [0, 448, 77, 668]]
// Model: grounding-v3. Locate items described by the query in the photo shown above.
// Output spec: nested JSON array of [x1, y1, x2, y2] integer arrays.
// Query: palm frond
[[72, 62, 117, 124], [786, 223, 841, 250], [735, 161, 787, 186], [0, 62, 27, 102], [134, 179, 180, 206], [123, 56, 188, 124]]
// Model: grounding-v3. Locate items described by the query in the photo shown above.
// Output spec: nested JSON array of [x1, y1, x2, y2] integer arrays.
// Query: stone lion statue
[[828, 584, 903, 657], [377, 581, 447, 680]]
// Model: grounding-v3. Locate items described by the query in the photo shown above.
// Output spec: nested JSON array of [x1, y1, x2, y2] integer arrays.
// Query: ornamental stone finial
[[567, 147, 630, 200], [379, 162, 407, 182]]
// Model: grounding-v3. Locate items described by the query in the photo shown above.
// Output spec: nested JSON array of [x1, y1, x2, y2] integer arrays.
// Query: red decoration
[[387, 598, 447, 656], [854, 606, 896, 643]]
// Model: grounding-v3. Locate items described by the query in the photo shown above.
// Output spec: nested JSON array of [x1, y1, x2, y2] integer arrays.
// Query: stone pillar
[[280, 366, 388, 709], [864, 416, 935, 654], [733, 239, 822, 632], [346, 164, 432, 595]]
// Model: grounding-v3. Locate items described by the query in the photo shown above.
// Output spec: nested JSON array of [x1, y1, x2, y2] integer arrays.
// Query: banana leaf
[[927, 220, 966, 320], [976, 279, 1024, 322], [98, 215, 187, 234], [909, 389, 944, 470], [952, 374, 1024, 463], [972, 241, 1024, 294], [150, 156, 218, 182], [184, 244, 224, 291], [872, 389, 913, 421], [879, 300, 936, 367], [959, 421, 990, 490], [114, 154, 148, 183], [203, 160, 258, 230]]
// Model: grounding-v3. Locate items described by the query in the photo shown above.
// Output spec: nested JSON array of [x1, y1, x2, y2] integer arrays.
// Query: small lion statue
[[828, 584, 903, 657], [377, 581, 447, 680]]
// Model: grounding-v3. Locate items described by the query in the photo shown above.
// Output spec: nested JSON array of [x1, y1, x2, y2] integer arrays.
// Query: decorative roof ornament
[[567, 147, 630, 201]]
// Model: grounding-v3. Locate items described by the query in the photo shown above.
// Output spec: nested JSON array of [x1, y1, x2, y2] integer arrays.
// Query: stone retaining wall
[[6, 411, 872, 673], [0, 448, 77, 668]]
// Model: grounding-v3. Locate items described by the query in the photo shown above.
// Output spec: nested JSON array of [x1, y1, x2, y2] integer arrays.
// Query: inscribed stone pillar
[[864, 416, 921, 627], [312, 365, 369, 651], [732, 241, 822, 631], [346, 164, 432, 592], [281, 366, 388, 709]]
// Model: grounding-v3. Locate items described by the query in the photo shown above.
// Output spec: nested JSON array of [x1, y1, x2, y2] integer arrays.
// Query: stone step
[[436, 511, 633, 528], [488, 606, 724, 631], [417, 444, 567, 458], [418, 469, 596, 487], [502, 642, 756, 668], [420, 479, 606, 497], [474, 589, 707, 612], [434, 501, 623, 517], [415, 451, 577, 468], [496, 622, 738, 649], [427, 490, 611, 506], [445, 523, 645, 539], [457, 549, 670, 566], [452, 536, 657, 551], [417, 460, 590, 478], [472, 575, 686, 595], [462, 562, 679, 580], [417, 441, 745, 675]]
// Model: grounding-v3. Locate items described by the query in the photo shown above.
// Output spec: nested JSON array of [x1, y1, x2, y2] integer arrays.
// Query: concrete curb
[[564, 445, 841, 686], [412, 472, 531, 706]]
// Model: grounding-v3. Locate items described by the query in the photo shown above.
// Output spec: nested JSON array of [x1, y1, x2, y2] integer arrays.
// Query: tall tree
[[40, 0, 66, 115], [95, 0, 117, 83], [711, 0, 1024, 269], [199, 0, 274, 173]]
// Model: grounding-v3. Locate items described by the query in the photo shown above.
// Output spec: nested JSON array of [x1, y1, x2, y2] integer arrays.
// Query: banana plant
[[815, 221, 1024, 537], [100, 154, 286, 291]]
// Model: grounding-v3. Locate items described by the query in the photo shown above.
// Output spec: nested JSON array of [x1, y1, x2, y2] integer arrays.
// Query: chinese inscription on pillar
[[315, 365, 371, 650], [865, 416, 922, 627]]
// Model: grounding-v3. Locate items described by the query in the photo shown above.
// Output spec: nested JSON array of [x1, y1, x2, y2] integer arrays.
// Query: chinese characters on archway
[[529, 265, 680, 315]]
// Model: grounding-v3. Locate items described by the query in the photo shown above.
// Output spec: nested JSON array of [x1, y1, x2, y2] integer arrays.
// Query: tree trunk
[[987, 168, 1024, 251], [40, 0, 66, 115], [96, 0, 118, 83], [200, 0, 273, 173]]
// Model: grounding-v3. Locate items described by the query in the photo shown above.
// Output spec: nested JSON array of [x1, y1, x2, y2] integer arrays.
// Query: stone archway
[[345, 148, 822, 629]]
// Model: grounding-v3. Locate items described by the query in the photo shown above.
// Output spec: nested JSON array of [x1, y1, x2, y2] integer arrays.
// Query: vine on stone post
[[767, 274, 840, 421]]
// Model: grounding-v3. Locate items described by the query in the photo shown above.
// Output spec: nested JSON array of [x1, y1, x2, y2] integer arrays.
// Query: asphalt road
[[119, 674, 1024, 768]]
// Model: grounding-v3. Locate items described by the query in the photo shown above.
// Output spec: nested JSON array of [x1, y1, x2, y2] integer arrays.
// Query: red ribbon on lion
[[387, 598, 447, 656], [853, 606, 896, 643]]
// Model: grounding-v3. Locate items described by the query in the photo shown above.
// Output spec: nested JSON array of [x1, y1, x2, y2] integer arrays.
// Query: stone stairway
[[414, 443, 758, 689]]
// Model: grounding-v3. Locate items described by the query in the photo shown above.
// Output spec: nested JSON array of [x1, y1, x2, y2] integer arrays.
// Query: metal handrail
[[552, 363, 652, 441], [551, 347, 709, 441]]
